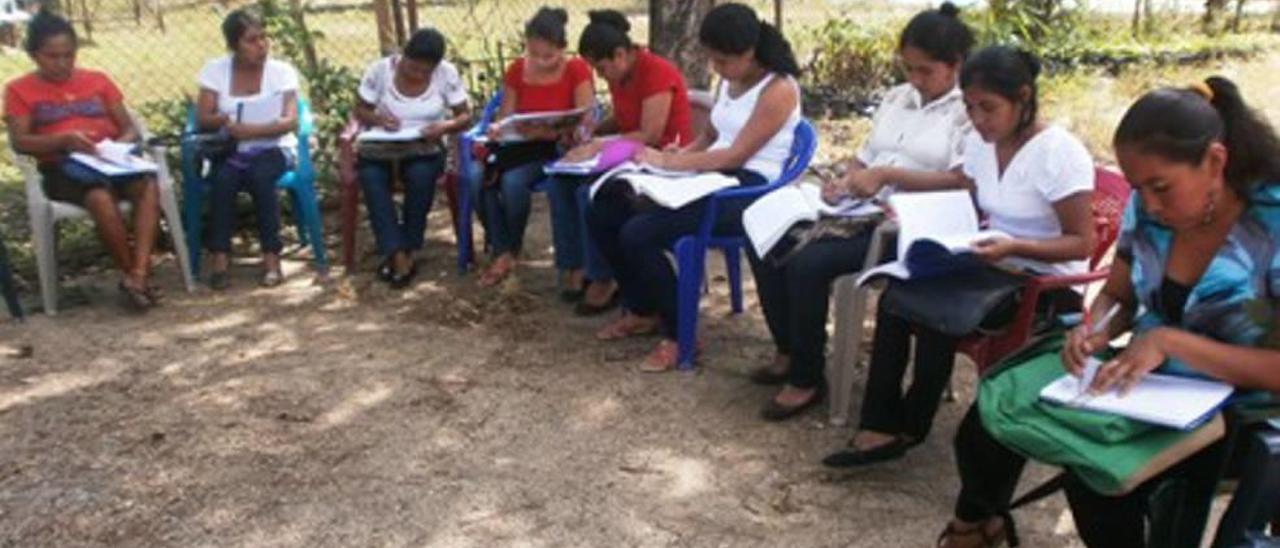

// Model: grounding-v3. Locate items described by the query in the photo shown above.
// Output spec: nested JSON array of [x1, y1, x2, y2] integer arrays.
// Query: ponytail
[[1114, 76, 1280, 198], [699, 3, 800, 77], [961, 46, 1041, 137]]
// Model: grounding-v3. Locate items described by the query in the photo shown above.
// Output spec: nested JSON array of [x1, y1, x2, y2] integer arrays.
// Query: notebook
[[585, 161, 740, 209], [234, 93, 285, 125], [477, 105, 593, 144], [68, 140, 158, 178], [743, 182, 883, 258], [543, 139, 642, 176], [1040, 360, 1235, 430], [855, 190, 1010, 285], [356, 124, 426, 143]]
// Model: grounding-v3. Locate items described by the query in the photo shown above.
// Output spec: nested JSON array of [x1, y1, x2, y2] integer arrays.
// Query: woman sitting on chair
[[475, 7, 593, 288], [823, 46, 1096, 468], [588, 2, 802, 372], [937, 78, 1280, 548], [3, 10, 161, 311], [747, 3, 974, 421], [355, 27, 470, 288], [196, 8, 299, 290], [546, 9, 692, 314]]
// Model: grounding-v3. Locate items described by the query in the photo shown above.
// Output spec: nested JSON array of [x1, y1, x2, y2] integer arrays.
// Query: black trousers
[[858, 304, 959, 439], [952, 405, 1231, 547], [747, 233, 874, 389]]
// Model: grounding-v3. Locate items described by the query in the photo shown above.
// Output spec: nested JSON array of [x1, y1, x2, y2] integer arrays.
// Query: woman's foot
[[822, 430, 915, 468], [388, 252, 418, 290], [749, 353, 790, 385], [260, 253, 284, 288], [595, 313, 660, 341], [560, 270, 586, 303], [936, 516, 1011, 548], [479, 253, 515, 288], [638, 339, 699, 373], [575, 280, 619, 316], [209, 253, 231, 291], [760, 384, 822, 421], [117, 275, 153, 313]]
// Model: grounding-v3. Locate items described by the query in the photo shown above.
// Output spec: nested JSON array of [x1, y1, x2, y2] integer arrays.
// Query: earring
[[1201, 188, 1219, 226]]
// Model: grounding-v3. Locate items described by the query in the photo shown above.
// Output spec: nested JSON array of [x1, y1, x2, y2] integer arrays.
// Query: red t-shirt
[[504, 57, 594, 113], [607, 49, 692, 148], [4, 69, 124, 144]]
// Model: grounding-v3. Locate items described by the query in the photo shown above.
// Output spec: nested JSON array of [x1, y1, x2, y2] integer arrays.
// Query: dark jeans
[[207, 148, 288, 254], [586, 170, 767, 338], [748, 233, 874, 389], [475, 161, 545, 257], [357, 154, 445, 257], [953, 405, 1230, 547]]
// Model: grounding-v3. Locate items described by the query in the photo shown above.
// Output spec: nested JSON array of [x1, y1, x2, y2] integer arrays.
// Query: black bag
[[483, 141, 559, 188], [186, 132, 236, 165], [877, 265, 1029, 337]]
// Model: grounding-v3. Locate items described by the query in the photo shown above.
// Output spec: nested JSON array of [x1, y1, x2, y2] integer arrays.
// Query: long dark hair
[[961, 46, 1042, 136], [900, 2, 973, 65], [698, 3, 800, 77], [25, 8, 75, 54], [526, 6, 568, 49], [578, 9, 632, 61], [1114, 76, 1280, 198]]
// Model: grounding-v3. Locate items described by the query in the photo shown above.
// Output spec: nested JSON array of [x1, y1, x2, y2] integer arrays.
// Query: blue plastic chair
[[179, 97, 329, 276], [673, 119, 819, 368], [0, 229, 23, 321], [455, 92, 504, 274]]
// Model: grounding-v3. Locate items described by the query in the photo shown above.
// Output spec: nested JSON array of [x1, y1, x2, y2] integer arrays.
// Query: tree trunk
[[286, 0, 318, 75], [1231, 0, 1246, 31], [372, 0, 396, 54], [649, 0, 715, 89], [1132, 0, 1142, 35]]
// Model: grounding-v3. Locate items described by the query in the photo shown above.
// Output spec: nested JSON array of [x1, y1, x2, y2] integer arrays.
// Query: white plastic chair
[[826, 219, 898, 426], [10, 112, 195, 315]]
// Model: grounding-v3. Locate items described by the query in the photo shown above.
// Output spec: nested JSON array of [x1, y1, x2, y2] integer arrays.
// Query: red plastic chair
[[957, 166, 1132, 374], [337, 117, 471, 272]]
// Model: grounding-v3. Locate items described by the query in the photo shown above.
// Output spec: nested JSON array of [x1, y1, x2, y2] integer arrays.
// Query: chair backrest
[[476, 92, 503, 131], [777, 119, 818, 185], [1090, 166, 1132, 269]]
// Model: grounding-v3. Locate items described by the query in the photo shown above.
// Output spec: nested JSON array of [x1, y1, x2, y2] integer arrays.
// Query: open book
[[743, 183, 883, 258], [477, 105, 592, 144], [543, 139, 642, 176], [586, 162, 739, 210], [69, 139, 158, 178], [356, 124, 425, 143], [855, 190, 1010, 285], [1040, 360, 1234, 430]]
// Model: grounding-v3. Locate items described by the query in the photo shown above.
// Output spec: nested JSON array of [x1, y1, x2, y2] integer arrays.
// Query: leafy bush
[[801, 18, 897, 117]]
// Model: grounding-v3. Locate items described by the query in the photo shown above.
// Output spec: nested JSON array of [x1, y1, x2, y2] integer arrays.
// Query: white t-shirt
[[357, 56, 468, 127], [708, 74, 801, 182], [963, 125, 1094, 277], [196, 55, 299, 152], [857, 83, 969, 173]]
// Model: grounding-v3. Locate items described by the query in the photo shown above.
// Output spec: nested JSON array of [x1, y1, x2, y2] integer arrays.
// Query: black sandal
[[822, 436, 911, 468], [118, 281, 152, 313], [935, 515, 1015, 547], [748, 365, 789, 386], [759, 388, 824, 422], [377, 258, 394, 282], [388, 261, 418, 289]]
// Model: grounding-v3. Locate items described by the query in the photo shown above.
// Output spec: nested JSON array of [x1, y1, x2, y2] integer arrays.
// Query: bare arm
[[196, 88, 229, 132], [5, 114, 94, 155], [615, 91, 673, 146], [107, 101, 140, 144], [650, 79, 798, 172], [975, 191, 1094, 264], [227, 90, 298, 141], [874, 166, 969, 192]]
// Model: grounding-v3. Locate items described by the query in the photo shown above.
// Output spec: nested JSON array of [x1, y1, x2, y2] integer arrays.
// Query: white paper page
[[743, 185, 818, 258], [931, 229, 1012, 253], [1041, 372, 1234, 430], [69, 140, 157, 177], [486, 106, 592, 144], [356, 125, 425, 142], [235, 93, 285, 125], [887, 190, 980, 258], [854, 261, 911, 286], [627, 172, 740, 209], [544, 153, 602, 175]]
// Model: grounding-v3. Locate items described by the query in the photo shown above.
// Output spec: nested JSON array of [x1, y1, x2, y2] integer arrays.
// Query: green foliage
[[801, 18, 897, 116]]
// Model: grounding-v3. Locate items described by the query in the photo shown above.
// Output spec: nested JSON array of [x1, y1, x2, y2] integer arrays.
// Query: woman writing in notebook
[[354, 28, 471, 288], [747, 4, 974, 421], [545, 9, 692, 314], [588, 3, 802, 372], [196, 9, 299, 290], [4, 10, 162, 311], [936, 78, 1280, 548], [474, 8, 594, 288], [823, 46, 1096, 468]]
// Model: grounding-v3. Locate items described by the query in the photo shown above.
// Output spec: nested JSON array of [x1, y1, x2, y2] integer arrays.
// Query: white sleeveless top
[[708, 73, 802, 182]]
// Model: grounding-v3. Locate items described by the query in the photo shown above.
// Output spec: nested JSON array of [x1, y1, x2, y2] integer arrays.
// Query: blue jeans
[[547, 175, 612, 282], [357, 154, 445, 257], [586, 170, 767, 338], [473, 161, 544, 256], [207, 148, 288, 254]]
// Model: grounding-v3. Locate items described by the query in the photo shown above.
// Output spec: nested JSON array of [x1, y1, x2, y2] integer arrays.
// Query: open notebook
[[743, 182, 882, 258], [856, 190, 1009, 285], [476, 105, 592, 144], [543, 139, 642, 176], [585, 162, 739, 210], [69, 140, 158, 178], [1040, 360, 1235, 430], [356, 124, 426, 143]]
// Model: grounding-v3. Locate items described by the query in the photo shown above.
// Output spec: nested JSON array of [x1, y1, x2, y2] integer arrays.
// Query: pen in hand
[[1075, 302, 1123, 400]]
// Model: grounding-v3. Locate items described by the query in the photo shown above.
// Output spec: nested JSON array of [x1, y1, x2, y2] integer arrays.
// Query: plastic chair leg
[[289, 189, 309, 248], [293, 184, 328, 272], [0, 238, 23, 320], [674, 236, 705, 370], [723, 244, 743, 314], [158, 183, 195, 292], [828, 274, 865, 426], [32, 209, 58, 315], [339, 180, 359, 272], [457, 163, 475, 275], [181, 177, 205, 277]]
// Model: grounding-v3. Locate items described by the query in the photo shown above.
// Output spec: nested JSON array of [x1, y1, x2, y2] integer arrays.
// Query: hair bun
[[1016, 48, 1042, 78], [938, 2, 961, 17], [543, 7, 568, 26], [588, 9, 630, 34]]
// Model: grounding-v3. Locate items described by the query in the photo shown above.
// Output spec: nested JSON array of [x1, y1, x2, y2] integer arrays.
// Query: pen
[[1076, 302, 1123, 399]]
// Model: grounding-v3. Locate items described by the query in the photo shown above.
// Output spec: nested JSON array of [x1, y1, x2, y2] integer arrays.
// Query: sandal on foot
[[822, 436, 912, 468], [936, 516, 1014, 548], [575, 289, 620, 316], [260, 268, 284, 288], [759, 388, 824, 422], [595, 315, 658, 341], [388, 261, 418, 290], [117, 281, 152, 313], [377, 258, 394, 282], [638, 340, 701, 373], [748, 365, 790, 386]]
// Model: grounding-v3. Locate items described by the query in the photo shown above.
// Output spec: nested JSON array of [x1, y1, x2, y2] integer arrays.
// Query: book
[[543, 139, 642, 176], [743, 182, 883, 258], [1040, 359, 1234, 430], [234, 93, 285, 125], [69, 139, 158, 178], [855, 190, 1010, 285], [586, 161, 739, 210], [356, 125, 426, 143], [477, 105, 593, 144]]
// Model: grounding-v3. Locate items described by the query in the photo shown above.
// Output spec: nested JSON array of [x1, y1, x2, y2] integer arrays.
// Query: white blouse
[[856, 83, 969, 174], [357, 56, 469, 127], [197, 55, 299, 152], [963, 125, 1095, 277], [708, 73, 802, 182]]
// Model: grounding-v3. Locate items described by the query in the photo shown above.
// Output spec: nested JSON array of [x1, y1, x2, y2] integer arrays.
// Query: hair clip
[[1188, 81, 1214, 102]]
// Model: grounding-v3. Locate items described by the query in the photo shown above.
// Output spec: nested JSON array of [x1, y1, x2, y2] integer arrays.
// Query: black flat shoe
[[118, 281, 152, 313], [560, 287, 586, 303], [388, 261, 418, 290], [377, 258, 394, 282], [575, 290, 620, 316], [760, 390, 823, 422], [749, 366, 789, 386], [822, 437, 911, 468]]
